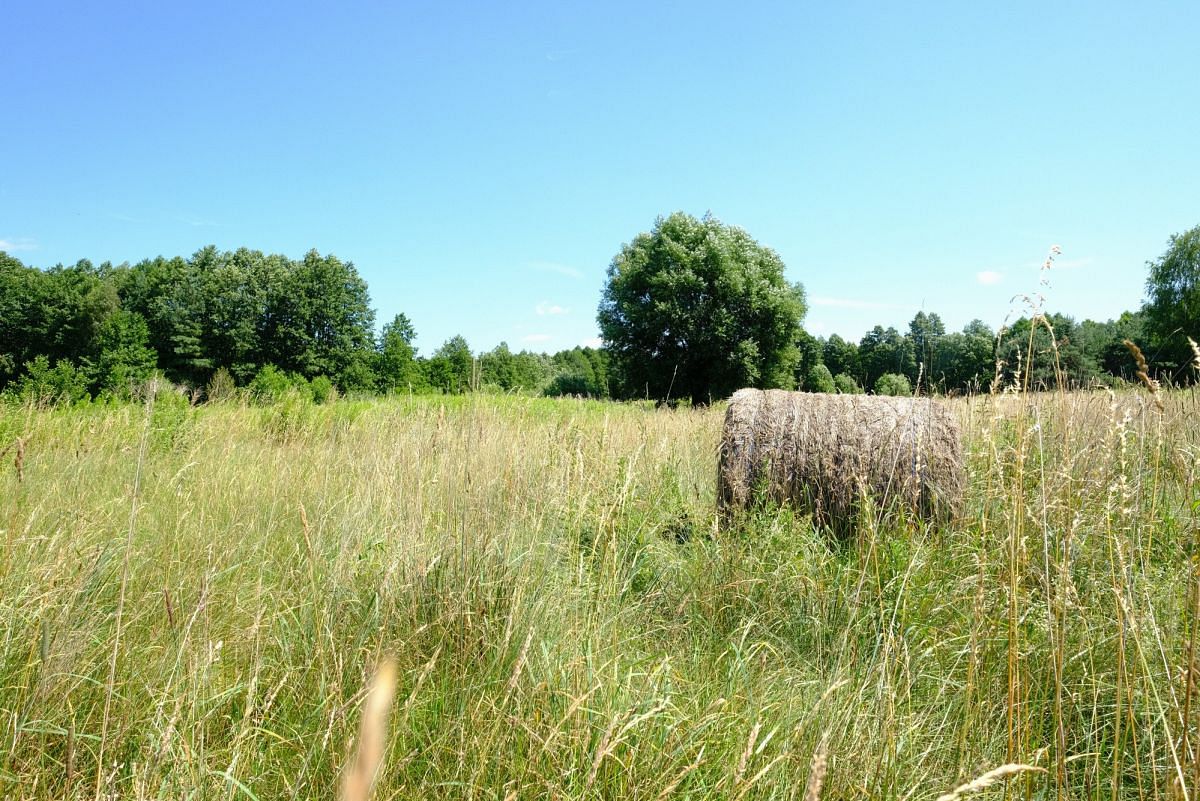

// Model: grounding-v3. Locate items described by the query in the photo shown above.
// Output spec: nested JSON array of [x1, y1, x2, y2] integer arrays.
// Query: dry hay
[[718, 389, 965, 533]]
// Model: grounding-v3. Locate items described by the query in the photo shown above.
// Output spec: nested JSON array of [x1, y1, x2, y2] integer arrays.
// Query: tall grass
[[0, 387, 1195, 799]]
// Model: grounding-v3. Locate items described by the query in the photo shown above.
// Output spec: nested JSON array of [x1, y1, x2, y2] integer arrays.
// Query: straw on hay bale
[[718, 389, 964, 533]]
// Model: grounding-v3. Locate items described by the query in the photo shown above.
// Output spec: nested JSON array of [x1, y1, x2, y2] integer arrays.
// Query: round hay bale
[[717, 389, 964, 533]]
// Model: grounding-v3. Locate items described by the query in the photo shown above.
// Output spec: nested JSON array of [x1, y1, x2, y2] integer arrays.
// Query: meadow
[[0, 386, 1196, 800]]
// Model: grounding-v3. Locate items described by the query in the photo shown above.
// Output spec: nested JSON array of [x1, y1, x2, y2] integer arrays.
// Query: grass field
[[1, 387, 1197, 800]]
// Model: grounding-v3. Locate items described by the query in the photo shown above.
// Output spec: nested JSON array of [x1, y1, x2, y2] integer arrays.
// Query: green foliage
[[10, 356, 89, 405], [117, 255, 209, 380], [1144, 224, 1200, 376], [996, 313, 1098, 390], [794, 329, 824, 389], [859, 326, 914, 391], [309, 375, 337, 404], [933, 320, 995, 393], [261, 249, 376, 385], [425, 335, 475, 394], [148, 384, 195, 451], [598, 212, 806, 403], [833, 372, 863, 394], [205, 367, 238, 403], [249, 364, 296, 404], [874, 371, 912, 396], [259, 389, 321, 441], [85, 310, 158, 397], [375, 313, 422, 392], [479, 342, 518, 391], [908, 311, 945, 388], [0, 246, 390, 398], [805, 363, 836, 393], [822, 334, 860, 383], [0, 256, 120, 387], [545, 347, 609, 397], [3, 227, 1193, 400]]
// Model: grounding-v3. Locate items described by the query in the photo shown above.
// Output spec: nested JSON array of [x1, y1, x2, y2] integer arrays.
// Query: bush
[[206, 367, 238, 403], [805, 364, 836, 393], [309, 375, 337, 404], [249, 365, 295, 404], [874, 372, 913, 396], [834, 373, 863, 394], [13, 357, 90, 406]]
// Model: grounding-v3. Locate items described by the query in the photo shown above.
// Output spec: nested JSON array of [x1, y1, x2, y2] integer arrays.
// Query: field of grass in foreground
[[0, 389, 1197, 800]]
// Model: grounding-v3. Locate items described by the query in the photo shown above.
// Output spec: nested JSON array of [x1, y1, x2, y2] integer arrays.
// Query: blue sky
[[3, 1, 1198, 354]]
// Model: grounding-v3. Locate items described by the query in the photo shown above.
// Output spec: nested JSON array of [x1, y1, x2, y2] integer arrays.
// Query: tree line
[[0, 246, 608, 403], [2, 216, 1196, 405], [597, 212, 1195, 402], [793, 308, 1151, 398], [791, 223, 1196, 397]]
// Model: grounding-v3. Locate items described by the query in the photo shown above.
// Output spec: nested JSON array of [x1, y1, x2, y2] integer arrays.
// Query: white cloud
[[810, 295, 904, 310], [0, 237, 37, 252], [536, 302, 569, 316], [522, 333, 552, 343], [807, 321, 829, 334], [580, 337, 603, 348], [529, 261, 585, 280], [976, 271, 1004, 285]]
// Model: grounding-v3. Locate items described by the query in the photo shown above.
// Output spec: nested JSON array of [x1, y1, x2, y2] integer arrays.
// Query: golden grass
[[0, 388, 1196, 799]]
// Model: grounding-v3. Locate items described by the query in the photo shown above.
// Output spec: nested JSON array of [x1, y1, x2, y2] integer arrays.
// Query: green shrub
[[249, 365, 293, 404], [206, 367, 238, 403], [12, 356, 90, 406], [805, 363, 836, 393], [874, 372, 913, 396], [309, 375, 337, 404], [834, 373, 863, 394]]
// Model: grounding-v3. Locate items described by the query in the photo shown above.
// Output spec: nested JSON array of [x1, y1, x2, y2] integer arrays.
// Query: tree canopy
[[3, 219, 1197, 404], [1144, 224, 1200, 376], [597, 212, 806, 403]]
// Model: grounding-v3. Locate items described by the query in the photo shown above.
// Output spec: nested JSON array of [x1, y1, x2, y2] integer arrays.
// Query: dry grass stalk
[[934, 763, 1046, 801], [718, 389, 964, 533], [340, 658, 398, 801], [734, 720, 762, 786], [14, 435, 27, 482], [802, 741, 828, 801], [1123, 339, 1163, 411]]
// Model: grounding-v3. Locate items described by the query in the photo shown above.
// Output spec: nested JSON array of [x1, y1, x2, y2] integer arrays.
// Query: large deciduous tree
[[1144, 224, 1200, 377], [597, 212, 806, 404]]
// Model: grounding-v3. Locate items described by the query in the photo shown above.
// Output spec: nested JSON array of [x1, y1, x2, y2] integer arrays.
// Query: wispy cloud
[[580, 336, 603, 348], [810, 295, 905, 310], [0, 237, 37, 252], [536, 302, 569, 316], [976, 270, 1004, 285], [529, 261, 585, 280], [522, 333, 552, 343], [176, 214, 220, 227]]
